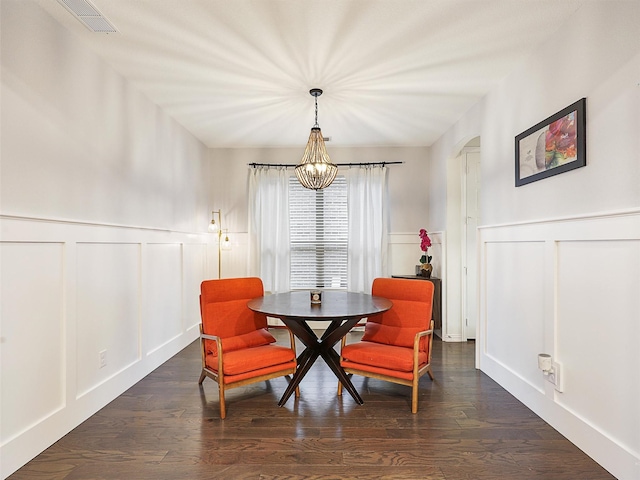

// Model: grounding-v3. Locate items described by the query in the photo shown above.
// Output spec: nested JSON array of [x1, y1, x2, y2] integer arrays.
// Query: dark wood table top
[[248, 291, 392, 321]]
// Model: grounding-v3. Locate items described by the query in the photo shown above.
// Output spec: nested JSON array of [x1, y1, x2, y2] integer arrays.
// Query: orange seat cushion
[[205, 344, 297, 381], [341, 341, 427, 373], [205, 328, 276, 356], [341, 360, 416, 382]]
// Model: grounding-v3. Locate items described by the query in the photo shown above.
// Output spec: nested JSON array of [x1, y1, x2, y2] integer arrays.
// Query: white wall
[[0, 2, 213, 477], [209, 146, 433, 278], [1, 2, 210, 231], [428, 3, 640, 479]]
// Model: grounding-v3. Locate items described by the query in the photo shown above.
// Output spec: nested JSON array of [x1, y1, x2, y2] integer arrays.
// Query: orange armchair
[[338, 277, 435, 413], [198, 277, 298, 418]]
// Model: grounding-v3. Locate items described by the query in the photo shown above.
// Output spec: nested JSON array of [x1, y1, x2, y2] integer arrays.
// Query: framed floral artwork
[[515, 98, 586, 187]]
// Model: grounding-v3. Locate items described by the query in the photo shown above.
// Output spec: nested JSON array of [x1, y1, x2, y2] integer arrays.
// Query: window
[[289, 175, 347, 290]]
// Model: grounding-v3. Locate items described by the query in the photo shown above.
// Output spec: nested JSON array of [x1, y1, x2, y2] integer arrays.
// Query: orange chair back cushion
[[200, 277, 273, 356], [362, 278, 433, 349]]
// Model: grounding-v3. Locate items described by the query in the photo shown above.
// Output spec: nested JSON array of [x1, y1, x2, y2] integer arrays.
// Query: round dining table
[[248, 290, 392, 407]]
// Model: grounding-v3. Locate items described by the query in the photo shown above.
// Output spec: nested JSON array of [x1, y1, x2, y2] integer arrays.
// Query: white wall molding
[[441, 333, 463, 343], [0, 213, 211, 235], [477, 209, 640, 480], [0, 216, 214, 477], [478, 207, 640, 235], [0, 213, 208, 236]]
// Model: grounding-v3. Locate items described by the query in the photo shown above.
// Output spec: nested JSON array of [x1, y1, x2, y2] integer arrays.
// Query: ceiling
[[37, 0, 584, 148]]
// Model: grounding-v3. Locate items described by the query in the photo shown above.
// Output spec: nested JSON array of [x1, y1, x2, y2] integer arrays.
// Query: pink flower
[[419, 228, 431, 252]]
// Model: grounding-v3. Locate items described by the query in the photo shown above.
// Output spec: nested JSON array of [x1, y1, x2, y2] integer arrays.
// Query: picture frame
[[515, 98, 586, 187]]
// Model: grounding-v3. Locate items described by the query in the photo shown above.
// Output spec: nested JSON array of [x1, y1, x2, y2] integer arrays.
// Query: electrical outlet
[[99, 350, 107, 369], [545, 361, 563, 392]]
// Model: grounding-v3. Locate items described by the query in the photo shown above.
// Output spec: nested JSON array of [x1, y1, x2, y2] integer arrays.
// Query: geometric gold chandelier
[[295, 88, 338, 190]]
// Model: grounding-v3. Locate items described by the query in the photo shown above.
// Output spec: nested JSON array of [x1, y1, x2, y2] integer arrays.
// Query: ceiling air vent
[[58, 0, 117, 33]]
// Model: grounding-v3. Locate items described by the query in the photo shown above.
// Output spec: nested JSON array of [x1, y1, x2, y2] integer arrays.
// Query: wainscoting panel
[[484, 240, 546, 391], [556, 239, 640, 458], [388, 231, 443, 279], [144, 243, 183, 356], [183, 243, 208, 332], [222, 232, 248, 280], [76, 243, 141, 398], [389, 233, 420, 276], [0, 215, 213, 478], [478, 210, 640, 480], [0, 242, 65, 444]]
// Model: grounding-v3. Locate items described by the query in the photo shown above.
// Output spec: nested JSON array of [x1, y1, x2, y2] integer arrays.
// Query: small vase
[[419, 263, 432, 278]]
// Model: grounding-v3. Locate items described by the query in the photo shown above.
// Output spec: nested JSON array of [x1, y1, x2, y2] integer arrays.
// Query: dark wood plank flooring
[[10, 333, 615, 479]]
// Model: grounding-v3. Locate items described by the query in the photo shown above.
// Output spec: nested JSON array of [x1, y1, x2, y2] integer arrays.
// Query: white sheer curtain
[[346, 165, 389, 293], [248, 167, 290, 293]]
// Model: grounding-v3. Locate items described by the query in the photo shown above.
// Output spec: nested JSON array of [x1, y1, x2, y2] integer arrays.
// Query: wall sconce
[[208, 209, 231, 278], [537, 353, 563, 392]]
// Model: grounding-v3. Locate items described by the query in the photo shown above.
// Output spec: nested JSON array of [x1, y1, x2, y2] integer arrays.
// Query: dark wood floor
[[10, 333, 615, 480]]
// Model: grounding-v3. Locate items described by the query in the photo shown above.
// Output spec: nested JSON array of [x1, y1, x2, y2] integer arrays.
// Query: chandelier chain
[[314, 95, 319, 128]]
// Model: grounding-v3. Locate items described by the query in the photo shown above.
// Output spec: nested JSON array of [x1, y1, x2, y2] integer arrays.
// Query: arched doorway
[[444, 136, 481, 341]]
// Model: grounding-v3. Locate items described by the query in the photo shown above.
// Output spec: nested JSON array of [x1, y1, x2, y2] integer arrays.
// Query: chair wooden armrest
[[413, 328, 433, 352], [199, 328, 225, 387], [339, 332, 350, 362], [413, 325, 433, 378], [200, 332, 220, 342], [414, 328, 432, 343], [413, 320, 435, 380]]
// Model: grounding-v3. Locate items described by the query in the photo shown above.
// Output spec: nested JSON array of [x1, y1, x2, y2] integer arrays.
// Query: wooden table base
[[278, 316, 363, 406], [248, 291, 391, 408]]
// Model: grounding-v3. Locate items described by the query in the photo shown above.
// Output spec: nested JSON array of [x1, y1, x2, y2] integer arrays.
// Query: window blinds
[[289, 175, 348, 290]]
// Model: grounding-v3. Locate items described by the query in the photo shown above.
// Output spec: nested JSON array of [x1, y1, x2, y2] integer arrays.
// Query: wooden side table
[[391, 276, 442, 330]]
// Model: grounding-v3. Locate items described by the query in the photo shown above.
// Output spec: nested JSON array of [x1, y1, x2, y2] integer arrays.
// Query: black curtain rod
[[248, 161, 403, 168]]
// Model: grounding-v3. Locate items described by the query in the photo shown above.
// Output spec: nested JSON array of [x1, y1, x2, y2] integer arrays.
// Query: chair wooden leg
[[219, 383, 226, 419], [295, 386, 301, 397], [411, 378, 419, 414], [337, 336, 346, 397], [198, 370, 207, 385], [427, 366, 434, 381]]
